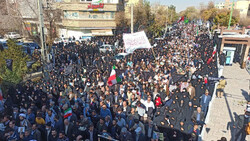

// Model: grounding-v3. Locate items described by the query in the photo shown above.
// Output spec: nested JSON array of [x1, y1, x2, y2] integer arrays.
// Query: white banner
[[123, 31, 151, 53]]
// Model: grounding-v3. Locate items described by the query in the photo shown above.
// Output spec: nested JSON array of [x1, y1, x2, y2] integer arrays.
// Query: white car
[[4, 32, 21, 39], [53, 37, 68, 44], [0, 35, 6, 42], [114, 53, 131, 62], [99, 44, 115, 53], [247, 30, 250, 36]]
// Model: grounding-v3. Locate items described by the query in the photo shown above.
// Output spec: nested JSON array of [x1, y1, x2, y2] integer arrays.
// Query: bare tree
[[44, 8, 62, 47], [1, 0, 61, 47]]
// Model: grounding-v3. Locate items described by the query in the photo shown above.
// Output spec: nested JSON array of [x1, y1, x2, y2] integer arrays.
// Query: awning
[[91, 29, 113, 36]]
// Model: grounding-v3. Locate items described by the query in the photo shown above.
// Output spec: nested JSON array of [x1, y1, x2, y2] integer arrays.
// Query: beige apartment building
[[215, 0, 250, 19], [56, 0, 125, 39], [235, 0, 250, 19]]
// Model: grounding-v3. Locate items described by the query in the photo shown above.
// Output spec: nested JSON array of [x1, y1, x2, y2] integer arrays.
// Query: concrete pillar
[[241, 45, 249, 69], [242, 27, 245, 34], [220, 27, 224, 36], [220, 38, 225, 52]]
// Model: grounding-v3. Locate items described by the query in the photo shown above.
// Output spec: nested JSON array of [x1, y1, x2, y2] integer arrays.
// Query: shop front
[[223, 47, 236, 66]]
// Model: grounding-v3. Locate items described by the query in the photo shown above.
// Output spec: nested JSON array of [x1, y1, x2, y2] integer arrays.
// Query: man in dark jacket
[[110, 119, 121, 139], [191, 107, 205, 126], [233, 111, 250, 141], [219, 51, 226, 66], [119, 127, 133, 141], [200, 89, 211, 114], [134, 127, 146, 141], [86, 124, 98, 141], [63, 119, 75, 141], [145, 121, 158, 141], [31, 123, 42, 141], [48, 128, 58, 141]]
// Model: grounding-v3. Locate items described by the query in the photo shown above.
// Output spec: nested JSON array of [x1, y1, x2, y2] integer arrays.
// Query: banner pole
[[130, 53, 133, 62], [151, 48, 156, 60]]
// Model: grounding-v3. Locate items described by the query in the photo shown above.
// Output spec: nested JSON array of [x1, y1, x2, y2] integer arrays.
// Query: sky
[[149, 0, 225, 12]]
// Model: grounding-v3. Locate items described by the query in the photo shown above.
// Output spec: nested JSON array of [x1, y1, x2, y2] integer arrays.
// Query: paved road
[[202, 63, 250, 141]]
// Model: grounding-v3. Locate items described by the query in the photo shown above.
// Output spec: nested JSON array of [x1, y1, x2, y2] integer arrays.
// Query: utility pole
[[131, 4, 133, 33], [228, 0, 234, 29], [38, 0, 47, 63]]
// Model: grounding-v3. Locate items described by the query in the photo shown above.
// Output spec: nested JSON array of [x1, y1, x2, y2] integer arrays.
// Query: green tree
[[167, 5, 178, 24], [200, 1, 218, 22], [213, 9, 239, 26], [180, 6, 199, 21], [149, 6, 167, 37], [0, 40, 30, 85], [133, 0, 152, 30], [201, 8, 218, 21], [115, 11, 128, 27]]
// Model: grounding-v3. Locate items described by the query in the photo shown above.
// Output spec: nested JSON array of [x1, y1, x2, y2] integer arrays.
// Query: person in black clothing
[[0, 23, 219, 141], [86, 124, 98, 141], [219, 51, 226, 66], [48, 128, 58, 141], [110, 119, 121, 139], [233, 111, 250, 141]]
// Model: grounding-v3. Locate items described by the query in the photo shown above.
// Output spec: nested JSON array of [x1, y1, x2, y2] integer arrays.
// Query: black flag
[[26, 60, 36, 69], [6, 59, 13, 71]]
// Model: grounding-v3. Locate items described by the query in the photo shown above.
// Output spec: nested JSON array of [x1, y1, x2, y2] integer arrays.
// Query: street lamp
[[126, 3, 134, 33], [37, 0, 47, 63]]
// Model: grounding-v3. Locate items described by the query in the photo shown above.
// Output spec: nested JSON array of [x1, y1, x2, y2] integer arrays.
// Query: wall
[[62, 19, 116, 28], [58, 2, 119, 11]]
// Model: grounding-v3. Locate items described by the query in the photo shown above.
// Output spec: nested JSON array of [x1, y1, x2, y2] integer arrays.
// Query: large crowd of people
[[0, 23, 219, 141]]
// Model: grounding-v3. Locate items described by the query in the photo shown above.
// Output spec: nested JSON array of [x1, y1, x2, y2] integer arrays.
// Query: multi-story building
[[55, 0, 125, 38], [0, 0, 24, 34], [215, 0, 250, 19], [215, 0, 236, 10], [215, 2, 225, 9], [224, 0, 237, 10], [235, 0, 250, 19]]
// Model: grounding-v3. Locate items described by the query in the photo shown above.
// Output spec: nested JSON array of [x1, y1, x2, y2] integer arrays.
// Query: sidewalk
[[202, 63, 250, 141]]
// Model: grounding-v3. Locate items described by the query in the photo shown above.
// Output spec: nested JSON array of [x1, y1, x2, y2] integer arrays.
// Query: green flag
[[196, 26, 199, 36], [184, 19, 189, 24]]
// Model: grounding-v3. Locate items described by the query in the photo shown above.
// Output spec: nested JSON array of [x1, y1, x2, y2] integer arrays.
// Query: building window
[[77, 11, 115, 19], [64, 11, 79, 19], [80, 0, 92, 2]]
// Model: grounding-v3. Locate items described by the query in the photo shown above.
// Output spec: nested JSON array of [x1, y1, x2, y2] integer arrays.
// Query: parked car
[[0, 41, 8, 50], [23, 42, 40, 49], [53, 37, 68, 44], [80, 36, 91, 42], [114, 53, 131, 62], [0, 35, 7, 42], [4, 32, 21, 39], [247, 30, 250, 36], [23, 42, 40, 54], [16, 42, 33, 55], [99, 44, 115, 53]]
